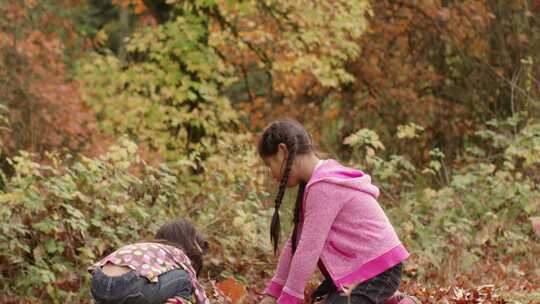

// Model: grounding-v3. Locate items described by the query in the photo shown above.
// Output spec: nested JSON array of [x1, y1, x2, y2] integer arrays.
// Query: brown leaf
[[530, 216, 540, 237]]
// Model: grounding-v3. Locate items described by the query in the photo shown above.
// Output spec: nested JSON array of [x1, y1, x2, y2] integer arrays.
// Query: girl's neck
[[296, 152, 321, 183]]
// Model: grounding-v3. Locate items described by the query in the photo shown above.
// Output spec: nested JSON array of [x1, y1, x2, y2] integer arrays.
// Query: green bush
[[345, 117, 540, 287], [0, 139, 177, 301], [0, 138, 272, 303]]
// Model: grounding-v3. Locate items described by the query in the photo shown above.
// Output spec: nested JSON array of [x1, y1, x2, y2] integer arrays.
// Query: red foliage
[[0, 1, 104, 158]]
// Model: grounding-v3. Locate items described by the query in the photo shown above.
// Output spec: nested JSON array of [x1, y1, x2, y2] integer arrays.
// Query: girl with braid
[[257, 119, 419, 304]]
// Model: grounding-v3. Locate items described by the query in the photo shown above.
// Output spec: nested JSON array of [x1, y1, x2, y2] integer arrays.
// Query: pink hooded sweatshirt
[[265, 160, 409, 304]]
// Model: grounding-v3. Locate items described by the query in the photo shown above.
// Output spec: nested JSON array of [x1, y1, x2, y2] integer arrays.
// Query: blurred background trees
[[1, 0, 539, 303]]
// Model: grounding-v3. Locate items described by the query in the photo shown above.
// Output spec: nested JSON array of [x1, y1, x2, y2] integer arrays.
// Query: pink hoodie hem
[[333, 243, 409, 288], [277, 291, 302, 304], [265, 281, 283, 298]]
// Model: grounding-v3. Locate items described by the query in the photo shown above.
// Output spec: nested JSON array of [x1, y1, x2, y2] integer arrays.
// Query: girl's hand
[[260, 295, 276, 304], [165, 296, 189, 304]]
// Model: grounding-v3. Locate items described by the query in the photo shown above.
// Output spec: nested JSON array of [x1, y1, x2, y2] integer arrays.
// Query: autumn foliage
[[0, 1, 101, 158], [237, 1, 540, 163], [0, 0, 539, 303]]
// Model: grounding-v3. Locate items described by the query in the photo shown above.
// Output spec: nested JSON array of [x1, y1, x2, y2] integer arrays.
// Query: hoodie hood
[[307, 159, 380, 199]]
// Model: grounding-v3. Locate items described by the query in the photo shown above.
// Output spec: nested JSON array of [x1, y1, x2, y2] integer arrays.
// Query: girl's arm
[[265, 235, 293, 298], [278, 183, 345, 304]]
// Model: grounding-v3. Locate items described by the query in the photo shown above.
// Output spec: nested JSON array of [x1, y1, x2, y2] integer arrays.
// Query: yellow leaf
[[0, 192, 22, 204], [33, 246, 44, 262], [232, 217, 243, 228]]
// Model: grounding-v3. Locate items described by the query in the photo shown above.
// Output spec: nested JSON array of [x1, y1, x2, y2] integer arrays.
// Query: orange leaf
[[216, 278, 247, 304], [134, 0, 146, 14]]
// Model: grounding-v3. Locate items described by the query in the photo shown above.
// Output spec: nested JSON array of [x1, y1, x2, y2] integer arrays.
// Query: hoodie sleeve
[[277, 182, 347, 304], [265, 235, 293, 298]]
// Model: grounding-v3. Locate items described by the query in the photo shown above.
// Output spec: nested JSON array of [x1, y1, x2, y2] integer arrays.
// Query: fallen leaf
[[216, 278, 247, 304]]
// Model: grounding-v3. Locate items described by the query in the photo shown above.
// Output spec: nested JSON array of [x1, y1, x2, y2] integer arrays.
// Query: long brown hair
[[155, 218, 208, 275], [258, 118, 313, 254]]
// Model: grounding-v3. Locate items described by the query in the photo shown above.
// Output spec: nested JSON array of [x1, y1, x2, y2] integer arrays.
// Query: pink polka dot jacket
[[88, 242, 209, 304]]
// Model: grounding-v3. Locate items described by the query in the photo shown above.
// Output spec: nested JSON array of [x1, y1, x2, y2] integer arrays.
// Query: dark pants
[[312, 263, 402, 304], [90, 268, 193, 304]]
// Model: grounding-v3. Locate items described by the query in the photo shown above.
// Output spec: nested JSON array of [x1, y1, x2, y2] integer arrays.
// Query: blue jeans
[[90, 268, 193, 304]]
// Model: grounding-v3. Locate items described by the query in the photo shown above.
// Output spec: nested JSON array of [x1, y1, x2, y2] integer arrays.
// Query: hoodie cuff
[[265, 281, 283, 298], [277, 290, 302, 304]]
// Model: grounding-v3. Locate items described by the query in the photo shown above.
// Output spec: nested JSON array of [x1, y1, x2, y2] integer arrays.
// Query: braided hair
[[258, 119, 313, 254]]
